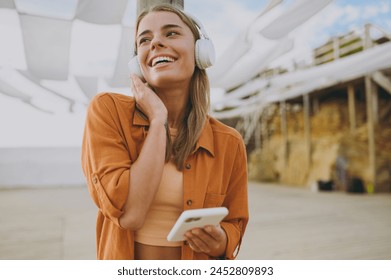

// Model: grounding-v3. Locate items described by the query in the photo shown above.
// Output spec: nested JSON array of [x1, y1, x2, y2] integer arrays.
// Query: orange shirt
[[81, 92, 249, 260]]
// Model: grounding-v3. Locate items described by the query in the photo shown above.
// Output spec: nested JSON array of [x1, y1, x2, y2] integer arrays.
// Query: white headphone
[[128, 13, 215, 78]]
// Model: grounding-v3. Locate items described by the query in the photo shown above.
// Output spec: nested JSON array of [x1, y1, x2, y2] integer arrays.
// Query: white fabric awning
[[76, 0, 128, 24], [0, 0, 15, 9], [107, 26, 133, 88], [18, 70, 77, 111], [210, 0, 332, 90], [0, 75, 55, 113], [75, 75, 98, 100], [212, 41, 391, 118], [0, 76, 31, 102], [20, 14, 72, 80], [208, 0, 283, 84], [214, 37, 293, 90], [260, 0, 332, 39]]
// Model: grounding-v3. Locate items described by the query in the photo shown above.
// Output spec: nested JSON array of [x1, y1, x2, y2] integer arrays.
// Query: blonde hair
[[135, 4, 210, 170]]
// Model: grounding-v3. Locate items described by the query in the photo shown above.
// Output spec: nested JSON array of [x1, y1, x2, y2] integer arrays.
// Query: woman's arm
[[119, 75, 168, 230]]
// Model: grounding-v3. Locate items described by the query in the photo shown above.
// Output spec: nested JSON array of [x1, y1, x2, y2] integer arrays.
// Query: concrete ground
[[0, 182, 390, 260]]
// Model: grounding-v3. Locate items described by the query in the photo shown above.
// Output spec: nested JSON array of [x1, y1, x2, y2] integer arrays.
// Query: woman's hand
[[185, 225, 227, 258], [131, 74, 167, 125]]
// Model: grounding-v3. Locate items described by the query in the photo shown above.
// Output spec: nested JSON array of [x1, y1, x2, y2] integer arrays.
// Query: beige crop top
[[134, 128, 184, 247]]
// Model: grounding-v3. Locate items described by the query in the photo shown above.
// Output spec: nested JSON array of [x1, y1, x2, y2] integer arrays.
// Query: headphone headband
[[188, 14, 210, 40]]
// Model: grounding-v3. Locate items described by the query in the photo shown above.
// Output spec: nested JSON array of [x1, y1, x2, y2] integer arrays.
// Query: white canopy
[[20, 14, 72, 80], [75, 0, 128, 24], [75, 75, 99, 100], [3, 0, 389, 123], [209, 0, 333, 90], [107, 26, 133, 88], [212, 41, 391, 119], [0, 0, 14, 9]]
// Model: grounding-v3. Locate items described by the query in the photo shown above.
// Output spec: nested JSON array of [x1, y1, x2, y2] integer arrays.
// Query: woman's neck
[[155, 87, 189, 129]]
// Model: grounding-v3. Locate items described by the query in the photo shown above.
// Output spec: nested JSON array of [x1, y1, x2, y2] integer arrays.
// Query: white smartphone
[[167, 207, 229, 242]]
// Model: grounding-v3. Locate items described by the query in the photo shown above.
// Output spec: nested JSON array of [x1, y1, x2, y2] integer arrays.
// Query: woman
[[81, 4, 248, 260]]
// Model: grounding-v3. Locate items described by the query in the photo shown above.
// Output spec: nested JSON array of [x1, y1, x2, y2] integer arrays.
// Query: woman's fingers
[[130, 74, 167, 122], [130, 74, 144, 99], [185, 225, 227, 256], [186, 229, 212, 253]]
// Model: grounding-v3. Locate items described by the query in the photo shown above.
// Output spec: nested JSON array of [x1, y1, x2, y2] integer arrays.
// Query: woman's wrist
[[149, 118, 168, 130]]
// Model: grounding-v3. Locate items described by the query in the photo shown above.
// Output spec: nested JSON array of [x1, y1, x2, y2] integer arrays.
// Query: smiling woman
[[81, 4, 249, 260]]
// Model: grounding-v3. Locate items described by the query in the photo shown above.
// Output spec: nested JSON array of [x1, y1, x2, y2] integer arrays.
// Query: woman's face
[[136, 11, 196, 89]]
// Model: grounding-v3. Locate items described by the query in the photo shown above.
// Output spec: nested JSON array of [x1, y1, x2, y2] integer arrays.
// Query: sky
[[0, 0, 390, 148]]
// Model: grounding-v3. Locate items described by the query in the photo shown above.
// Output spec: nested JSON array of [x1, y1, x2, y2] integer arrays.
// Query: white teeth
[[152, 56, 175, 66]]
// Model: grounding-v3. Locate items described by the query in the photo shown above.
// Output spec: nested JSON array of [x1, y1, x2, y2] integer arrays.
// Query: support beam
[[364, 23, 373, 49], [372, 71, 391, 96], [137, 0, 184, 14], [347, 84, 356, 133], [303, 94, 311, 165], [254, 121, 262, 150], [365, 75, 377, 191], [280, 101, 288, 166], [372, 81, 379, 124], [312, 96, 320, 115]]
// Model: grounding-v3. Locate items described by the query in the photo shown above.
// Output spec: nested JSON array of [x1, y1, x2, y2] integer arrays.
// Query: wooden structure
[[311, 23, 391, 189], [313, 31, 364, 65], [246, 23, 391, 192]]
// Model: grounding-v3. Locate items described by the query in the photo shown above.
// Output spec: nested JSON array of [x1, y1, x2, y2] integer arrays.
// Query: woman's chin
[[147, 73, 190, 89]]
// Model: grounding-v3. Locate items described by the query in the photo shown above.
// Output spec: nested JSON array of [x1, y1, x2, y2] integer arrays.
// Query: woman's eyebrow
[[137, 24, 183, 39], [137, 29, 151, 39], [161, 24, 183, 31]]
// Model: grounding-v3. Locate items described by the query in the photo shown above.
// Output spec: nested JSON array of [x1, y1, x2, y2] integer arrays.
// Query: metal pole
[[137, 0, 184, 14]]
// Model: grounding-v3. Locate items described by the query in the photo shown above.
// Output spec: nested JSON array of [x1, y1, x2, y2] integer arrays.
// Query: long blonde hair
[[135, 4, 210, 170]]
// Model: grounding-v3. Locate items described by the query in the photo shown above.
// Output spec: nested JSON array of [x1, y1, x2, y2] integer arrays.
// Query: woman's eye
[[167, 31, 178, 37], [139, 38, 150, 45]]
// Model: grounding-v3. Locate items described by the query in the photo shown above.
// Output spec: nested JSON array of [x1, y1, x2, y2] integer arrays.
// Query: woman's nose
[[150, 35, 165, 50]]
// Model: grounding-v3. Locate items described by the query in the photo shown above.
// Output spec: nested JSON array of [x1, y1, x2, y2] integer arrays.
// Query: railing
[[313, 23, 391, 66]]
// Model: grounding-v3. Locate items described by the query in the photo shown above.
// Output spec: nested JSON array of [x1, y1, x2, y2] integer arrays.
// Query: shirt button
[[93, 177, 97, 184], [185, 163, 191, 169], [186, 200, 192, 206]]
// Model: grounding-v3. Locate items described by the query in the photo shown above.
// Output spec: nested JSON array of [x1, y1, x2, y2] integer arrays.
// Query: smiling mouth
[[151, 56, 176, 67]]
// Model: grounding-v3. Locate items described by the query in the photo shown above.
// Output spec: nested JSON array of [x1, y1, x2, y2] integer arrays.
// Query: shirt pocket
[[203, 192, 226, 208]]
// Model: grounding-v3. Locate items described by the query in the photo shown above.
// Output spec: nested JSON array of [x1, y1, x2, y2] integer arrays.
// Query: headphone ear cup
[[195, 38, 215, 69], [128, 56, 144, 79]]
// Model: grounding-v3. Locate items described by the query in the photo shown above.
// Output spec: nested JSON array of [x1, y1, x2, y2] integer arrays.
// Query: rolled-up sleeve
[[81, 93, 132, 228], [221, 139, 249, 260]]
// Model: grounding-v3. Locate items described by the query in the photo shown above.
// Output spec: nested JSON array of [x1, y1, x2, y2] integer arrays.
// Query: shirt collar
[[133, 107, 149, 126], [133, 110, 215, 157], [194, 117, 215, 157]]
